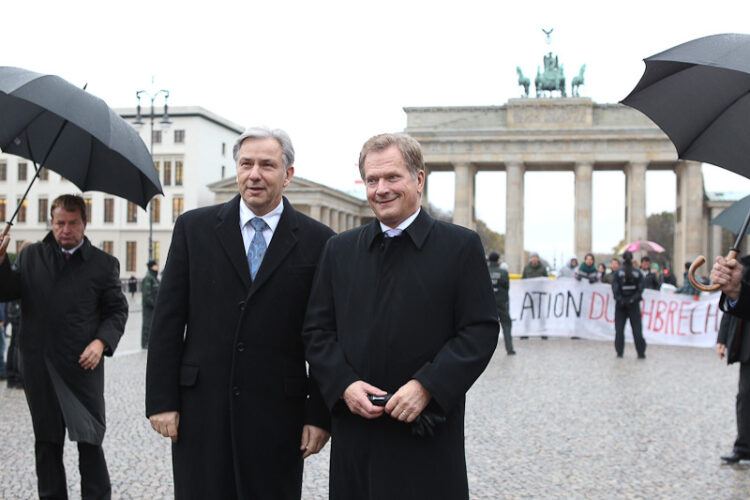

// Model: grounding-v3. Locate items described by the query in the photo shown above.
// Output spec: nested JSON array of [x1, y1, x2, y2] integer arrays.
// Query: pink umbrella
[[618, 240, 666, 254]]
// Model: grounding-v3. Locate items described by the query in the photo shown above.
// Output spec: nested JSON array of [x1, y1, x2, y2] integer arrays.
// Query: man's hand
[[78, 339, 106, 370], [0, 230, 10, 265], [717, 343, 727, 360], [710, 256, 744, 301], [385, 379, 431, 424], [300, 424, 330, 459], [149, 411, 180, 443], [342, 380, 386, 419]]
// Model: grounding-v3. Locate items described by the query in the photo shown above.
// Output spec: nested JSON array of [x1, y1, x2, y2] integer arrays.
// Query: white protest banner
[[508, 277, 722, 348]]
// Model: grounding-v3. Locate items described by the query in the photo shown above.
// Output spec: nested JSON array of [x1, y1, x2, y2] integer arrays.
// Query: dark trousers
[[6, 320, 23, 387], [734, 361, 750, 454], [614, 302, 646, 357], [498, 307, 514, 353], [34, 416, 111, 499]]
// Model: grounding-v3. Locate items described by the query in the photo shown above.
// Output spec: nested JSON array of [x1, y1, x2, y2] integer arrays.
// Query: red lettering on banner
[[677, 301, 691, 336], [704, 303, 721, 333], [652, 300, 668, 332], [590, 292, 604, 320], [664, 301, 682, 335], [689, 306, 700, 334], [641, 299, 654, 329]]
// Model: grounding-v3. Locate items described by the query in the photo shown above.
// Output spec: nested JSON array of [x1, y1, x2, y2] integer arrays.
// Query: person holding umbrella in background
[[0, 194, 128, 499]]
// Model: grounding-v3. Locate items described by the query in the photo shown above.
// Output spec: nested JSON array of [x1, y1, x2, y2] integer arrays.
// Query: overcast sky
[[4, 0, 750, 266]]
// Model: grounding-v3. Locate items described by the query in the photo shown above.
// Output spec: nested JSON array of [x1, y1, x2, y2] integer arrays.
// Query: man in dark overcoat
[[715, 255, 750, 463], [146, 127, 333, 499], [302, 133, 499, 499], [488, 251, 514, 355], [0, 194, 128, 499]]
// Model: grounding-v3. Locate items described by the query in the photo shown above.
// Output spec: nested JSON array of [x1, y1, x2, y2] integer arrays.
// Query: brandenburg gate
[[404, 97, 704, 275]]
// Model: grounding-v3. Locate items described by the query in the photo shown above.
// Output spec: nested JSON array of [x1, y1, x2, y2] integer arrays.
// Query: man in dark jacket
[[522, 252, 548, 279], [303, 133, 498, 499], [0, 194, 128, 499], [488, 252, 514, 355], [146, 127, 333, 499], [141, 260, 159, 349], [641, 256, 660, 290]]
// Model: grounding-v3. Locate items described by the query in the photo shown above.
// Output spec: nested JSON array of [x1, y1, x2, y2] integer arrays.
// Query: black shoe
[[541, 336, 548, 340], [507, 351, 516, 355], [637, 354, 646, 359], [616, 353, 623, 358], [520, 336, 528, 339], [721, 451, 750, 463]]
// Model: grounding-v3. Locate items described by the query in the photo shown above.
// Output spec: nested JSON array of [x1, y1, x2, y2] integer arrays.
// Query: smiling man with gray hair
[[146, 126, 334, 499]]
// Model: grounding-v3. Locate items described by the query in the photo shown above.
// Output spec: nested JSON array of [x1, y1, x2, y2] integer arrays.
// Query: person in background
[[488, 252, 515, 355], [522, 252, 548, 279], [601, 258, 620, 285], [676, 262, 701, 297], [612, 250, 646, 359], [141, 260, 159, 349], [662, 267, 677, 287], [597, 263, 607, 282], [641, 256, 660, 290], [0, 300, 6, 380], [575, 253, 598, 283], [557, 257, 578, 279], [127, 275, 138, 297]]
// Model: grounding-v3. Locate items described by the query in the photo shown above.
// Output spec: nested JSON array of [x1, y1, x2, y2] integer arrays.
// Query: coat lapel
[[247, 197, 298, 299], [215, 195, 251, 290]]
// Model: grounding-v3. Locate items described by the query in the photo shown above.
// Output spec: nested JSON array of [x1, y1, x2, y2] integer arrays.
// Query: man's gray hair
[[232, 126, 295, 170]]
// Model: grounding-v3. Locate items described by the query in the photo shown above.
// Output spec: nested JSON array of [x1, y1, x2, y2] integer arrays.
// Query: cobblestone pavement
[[1, 305, 749, 498]]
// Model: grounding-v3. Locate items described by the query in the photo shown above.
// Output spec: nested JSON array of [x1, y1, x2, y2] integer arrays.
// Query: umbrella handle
[[688, 250, 739, 292]]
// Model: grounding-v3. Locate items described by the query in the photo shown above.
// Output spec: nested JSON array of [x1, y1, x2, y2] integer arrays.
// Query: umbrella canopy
[[710, 194, 750, 234], [616, 240, 665, 255], [621, 33, 750, 179], [0, 66, 162, 210]]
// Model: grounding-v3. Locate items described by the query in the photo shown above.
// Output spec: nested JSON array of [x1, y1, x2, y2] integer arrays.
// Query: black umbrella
[[0, 66, 162, 229], [710, 194, 750, 234], [621, 33, 750, 291]]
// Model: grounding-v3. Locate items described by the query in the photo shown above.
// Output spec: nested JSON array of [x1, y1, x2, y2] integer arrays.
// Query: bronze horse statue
[[571, 64, 586, 97], [516, 67, 530, 97]]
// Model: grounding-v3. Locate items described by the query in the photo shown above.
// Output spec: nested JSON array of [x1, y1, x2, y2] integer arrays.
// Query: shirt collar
[[239, 199, 284, 233], [61, 240, 84, 255], [378, 207, 421, 234]]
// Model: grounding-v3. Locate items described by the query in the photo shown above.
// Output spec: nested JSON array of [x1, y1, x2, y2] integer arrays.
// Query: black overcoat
[[302, 210, 499, 499], [0, 234, 127, 445], [718, 256, 750, 364], [146, 195, 333, 500]]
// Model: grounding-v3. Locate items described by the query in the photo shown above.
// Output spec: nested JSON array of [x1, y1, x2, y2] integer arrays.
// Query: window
[[152, 130, 162, 144], [0, 198, 6, 221], [222, 142, 226, 156], [84, 198, 92, 223], [0, 162, 6, 181], [153, 241, 161, 264], [39, 167, 49, 181], [104, 198, 114, 223], [152, 197, 161, 223], [18, 162, 27, 181], [163, 161, 171, 186], [172, 196, 184, 223], [174, 129, 185, 143], [175, 161, 183, 186], [221, 165, 226, 178], [126, 241, 136, 272], [102, 241, 114, 255], [16, 198, 27, 223], [38, 198, 48, 223], [127, 202, 138, 223], [154, 160, 161, 179]]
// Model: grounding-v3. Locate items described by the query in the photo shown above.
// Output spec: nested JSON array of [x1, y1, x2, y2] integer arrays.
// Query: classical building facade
[[404, 97, 708, 277]]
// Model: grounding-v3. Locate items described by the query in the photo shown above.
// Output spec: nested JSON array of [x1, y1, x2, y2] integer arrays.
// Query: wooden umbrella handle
[[688, 250, 739, 292]]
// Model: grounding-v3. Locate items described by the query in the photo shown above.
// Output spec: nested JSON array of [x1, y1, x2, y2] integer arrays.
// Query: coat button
[[238, 301, 245, 310], [233, 386, 240, 396], [237, 342, 245, 352]]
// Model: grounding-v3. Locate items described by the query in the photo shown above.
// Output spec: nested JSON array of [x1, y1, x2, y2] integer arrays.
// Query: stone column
[[321, 207, 331, 230], [625, 161, 647, 245], [453, 162, 476, 230], [347, 214, 354, 230], [421, 166, 430, 210], [329, 209, 338, 232], [505, 161, 525, 274], [574, 162, 593, 259], [309, 204, 322, 223], [710, 207, 723, 263], [338, 211, 347, 233], [674, 161, 704, 283]]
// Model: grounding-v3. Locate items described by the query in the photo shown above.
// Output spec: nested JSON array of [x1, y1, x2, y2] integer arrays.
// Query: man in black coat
[[0, 194, 128, 499], [302, 133, 498, 499], [714, 255, 750, 463], [146, 127, 333, 499]]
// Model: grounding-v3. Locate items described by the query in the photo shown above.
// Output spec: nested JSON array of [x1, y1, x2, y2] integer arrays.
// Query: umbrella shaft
[[731, 207, 750, 252]]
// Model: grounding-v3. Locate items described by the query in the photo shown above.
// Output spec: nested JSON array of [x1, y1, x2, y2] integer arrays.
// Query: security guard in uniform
[[488, 252, 515, 355], [141, 259, 160, 349]]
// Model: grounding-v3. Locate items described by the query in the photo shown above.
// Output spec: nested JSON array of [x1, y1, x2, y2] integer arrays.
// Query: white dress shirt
[[378, 207, 421, 234], [239, 199, 284, 253]]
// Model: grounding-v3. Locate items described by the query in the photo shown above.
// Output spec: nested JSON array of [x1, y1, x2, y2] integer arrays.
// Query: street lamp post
[[134, 89, 171, 262]]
